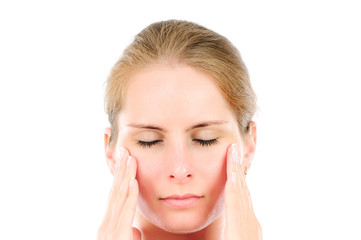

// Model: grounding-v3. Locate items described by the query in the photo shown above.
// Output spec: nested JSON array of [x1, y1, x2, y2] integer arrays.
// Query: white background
[[0, 0, 360, 239]]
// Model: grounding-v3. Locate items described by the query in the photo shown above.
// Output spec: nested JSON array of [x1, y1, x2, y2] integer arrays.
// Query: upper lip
[[160, 194, 202, 200]]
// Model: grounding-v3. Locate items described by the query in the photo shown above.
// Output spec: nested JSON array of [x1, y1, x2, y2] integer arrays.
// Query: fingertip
[[229, 143, 237, 157], [114, 147, 130, 172], [127, 156, 139, 180], [227, 144, 235, 161], [129, 177, 139, 195], [129, 176, 135, 187], [115, 147, 125, 162], [231, 172, 236, 187], [116, 147, 130, 165], [226, 143, 237, 177]]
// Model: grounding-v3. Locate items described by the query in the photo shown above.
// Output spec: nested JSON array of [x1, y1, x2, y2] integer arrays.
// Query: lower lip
[[161, 197, 202, 208]]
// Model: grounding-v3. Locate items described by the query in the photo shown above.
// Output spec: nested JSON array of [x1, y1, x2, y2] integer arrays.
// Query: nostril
[[169, 174, 192, 179]]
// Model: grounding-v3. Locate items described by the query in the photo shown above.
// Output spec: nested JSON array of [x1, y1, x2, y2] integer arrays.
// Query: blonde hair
[[105, 20, 257, 147]]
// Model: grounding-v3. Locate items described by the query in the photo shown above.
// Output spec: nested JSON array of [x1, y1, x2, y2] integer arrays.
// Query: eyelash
[[137, 140, 162, 148], [137, 139, 219, 148]]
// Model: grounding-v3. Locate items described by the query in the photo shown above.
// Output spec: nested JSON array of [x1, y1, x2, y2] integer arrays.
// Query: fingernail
[[116, 147, 125, 161], [115, 147, 124, 170], [130, 177, 135, 187], [231, 172, 236, 186], [126, 156, 132, 168], [232, 144, 238, 163]]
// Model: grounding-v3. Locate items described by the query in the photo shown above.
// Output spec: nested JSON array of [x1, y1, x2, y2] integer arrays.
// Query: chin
[[159, 211, 212, 233]]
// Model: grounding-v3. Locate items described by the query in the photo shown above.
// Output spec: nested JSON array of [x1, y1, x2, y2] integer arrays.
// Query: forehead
[[121, 63, 234, 125]]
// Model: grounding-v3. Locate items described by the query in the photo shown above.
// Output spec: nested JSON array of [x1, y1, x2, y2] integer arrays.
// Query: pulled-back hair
[[105, 20, 257, 147]]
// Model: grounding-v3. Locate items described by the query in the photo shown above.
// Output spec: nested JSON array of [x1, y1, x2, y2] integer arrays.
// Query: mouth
[[159, 194, 203, 209]]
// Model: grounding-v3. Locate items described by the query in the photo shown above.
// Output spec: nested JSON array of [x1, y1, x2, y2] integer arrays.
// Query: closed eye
[[193, 138, 219, 147], [137, 140, 163, 148], [137, 138, 219, 148]]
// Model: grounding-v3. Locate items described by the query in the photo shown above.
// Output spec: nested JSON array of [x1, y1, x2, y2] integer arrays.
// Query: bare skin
[[97, 141, 261, 240], [97, 149, 141, 240], [97, 63, 262, 239]]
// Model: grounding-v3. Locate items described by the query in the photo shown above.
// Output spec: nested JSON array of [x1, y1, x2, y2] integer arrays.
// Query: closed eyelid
[[133, 131, 163, 139], [192, 128, 219, 136], [136, 138, 219, 148]]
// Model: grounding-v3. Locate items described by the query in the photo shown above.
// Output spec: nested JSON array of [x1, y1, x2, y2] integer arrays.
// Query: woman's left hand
[[224, 143, 262, 240]]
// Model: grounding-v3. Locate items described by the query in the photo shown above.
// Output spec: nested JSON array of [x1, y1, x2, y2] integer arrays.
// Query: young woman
[[98, 20, 262, 240]]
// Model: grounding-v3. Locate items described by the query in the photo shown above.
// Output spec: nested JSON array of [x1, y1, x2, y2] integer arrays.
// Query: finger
[[117, 177, 139, 229], [112, 147, 129, 187], [236, 142, 246, 189], [224, 174, 241, 236], [240, 174, 255, 213], [238, 139, 245, 174], [108, 148, 129, 201], [226, 143, 247, 210], [111, 156, 137, 225], [102, 148, 129, 224], [112, 178, 140, 240], [236, 160, 255, 214], [226, 144, 237, 181], [227, 143, 245, 188], [225, 143, 241, 218]]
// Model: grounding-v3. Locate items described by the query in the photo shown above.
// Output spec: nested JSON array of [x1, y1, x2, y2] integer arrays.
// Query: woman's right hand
[[97, 148, 141, 240]]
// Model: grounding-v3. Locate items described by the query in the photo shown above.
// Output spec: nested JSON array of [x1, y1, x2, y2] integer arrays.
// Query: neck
[[134, 211, 225, 240]]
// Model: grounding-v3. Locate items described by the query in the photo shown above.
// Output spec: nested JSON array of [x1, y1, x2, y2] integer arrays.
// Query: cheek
[[131, 152, 161, 196], [195, 147, 227, 173], [192, 147, 228, 193]]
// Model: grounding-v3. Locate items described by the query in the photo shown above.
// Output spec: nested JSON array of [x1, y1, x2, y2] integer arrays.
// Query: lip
[[160, 194, 203, 209]]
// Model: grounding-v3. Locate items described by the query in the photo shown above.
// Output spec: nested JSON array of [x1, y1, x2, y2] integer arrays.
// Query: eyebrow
[[127, 120, 228, 133]]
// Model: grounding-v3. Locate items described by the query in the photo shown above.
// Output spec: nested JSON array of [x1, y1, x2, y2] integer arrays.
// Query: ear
[[104, 127, 117, 176], [241, 121, 257, 172]]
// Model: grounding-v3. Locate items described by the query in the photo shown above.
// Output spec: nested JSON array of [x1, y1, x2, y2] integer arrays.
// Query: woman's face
[[115, 63, 243, 233]]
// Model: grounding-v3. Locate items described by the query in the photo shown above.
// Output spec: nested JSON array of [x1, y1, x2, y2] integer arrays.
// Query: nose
[[166, 140, 193, 184], [169, 168, 193, 184]]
